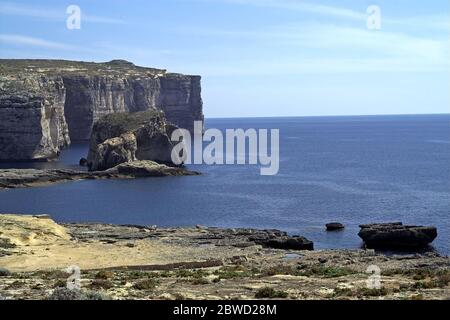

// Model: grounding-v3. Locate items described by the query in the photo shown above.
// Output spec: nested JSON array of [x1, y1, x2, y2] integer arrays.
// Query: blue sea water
[[1, 114, 449, 254]]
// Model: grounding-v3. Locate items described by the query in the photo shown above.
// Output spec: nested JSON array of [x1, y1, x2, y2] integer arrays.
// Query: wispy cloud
[[186, 57, 449, 77], [197, 0, 450, 31], [200, 0, 366, 20], [278, 23, 448, 61], [385, 14, 450, 31], [181, 22, 448, 59], [0, 34, 177, 64], [0, 1, 127, 25], [89, 41, 178, 62], [174, 21, 449, 76], [0, 34, 77, 50]]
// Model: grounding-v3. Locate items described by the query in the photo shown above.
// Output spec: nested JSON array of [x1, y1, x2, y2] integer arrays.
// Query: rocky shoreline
[[0, 214, 448, 300], [0, 160, 199, 189]]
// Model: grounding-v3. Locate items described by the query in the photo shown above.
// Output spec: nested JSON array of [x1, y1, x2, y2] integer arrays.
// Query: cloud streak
[[0, 1, 127, 25], [180, 23, 449, 60], [200, 0, 366, 20], [197, 0, 449, 31], [0, 34, 77, 50], [173, 20, 449, 76], [187, 57, 448, 77]]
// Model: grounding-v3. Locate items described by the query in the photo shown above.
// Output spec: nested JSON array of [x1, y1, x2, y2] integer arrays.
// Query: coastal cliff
[[0, 59, 203, 161], [0, 75, 70, 161]]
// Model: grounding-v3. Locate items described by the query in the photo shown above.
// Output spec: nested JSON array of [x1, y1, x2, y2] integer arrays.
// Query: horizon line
[[205, 112, 450, 120]]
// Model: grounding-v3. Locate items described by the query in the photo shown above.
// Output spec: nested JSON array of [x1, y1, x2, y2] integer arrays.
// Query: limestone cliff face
[[63, 75, 161, 141], [158, 74, 203, 135], [0, 59, 203, 161], [63, 73, 202, 141], [0, 75, 70, 161]]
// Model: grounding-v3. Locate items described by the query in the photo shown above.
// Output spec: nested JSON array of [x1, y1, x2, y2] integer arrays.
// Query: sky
[[0, 0, 449, 118]]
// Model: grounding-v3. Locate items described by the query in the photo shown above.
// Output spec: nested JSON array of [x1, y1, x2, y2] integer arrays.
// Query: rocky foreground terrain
[[0, 214, 448, 300]]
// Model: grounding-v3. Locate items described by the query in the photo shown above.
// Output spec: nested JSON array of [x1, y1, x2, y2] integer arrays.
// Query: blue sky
[[0, 0, 449, 118]]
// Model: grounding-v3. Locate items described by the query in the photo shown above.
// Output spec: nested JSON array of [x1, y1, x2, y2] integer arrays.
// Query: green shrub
[[133, 279, 157, 290], [262, 265, 294, 276], [357, 287, 389, 297], [255, 287, 288, 299], [214, 266, 253, 280], [95, 270, 114, 280], [47, 288, 111, 300], [89, 279, 113, 290], [299, 266, 355, 278], [333, 287, 353, 297], [53, 279, 67, 288]]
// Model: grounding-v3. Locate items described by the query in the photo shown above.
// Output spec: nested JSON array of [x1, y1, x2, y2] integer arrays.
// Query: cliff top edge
[[0, 59, 200, 78]]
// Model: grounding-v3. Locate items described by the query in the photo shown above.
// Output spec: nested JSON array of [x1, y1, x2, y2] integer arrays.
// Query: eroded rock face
[[87, 111, 180, 171], [0, 59, 203, 161], [89, 132, 137, 171], [0, 75, 70, 161], [358, 222, 438, 249]]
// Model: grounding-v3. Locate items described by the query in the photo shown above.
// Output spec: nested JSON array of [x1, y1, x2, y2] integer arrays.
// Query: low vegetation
[[255, 287, 289, 299], [298, 266, 356, 278], [132, 279, 157, 290], [47, 288, 111, 300]]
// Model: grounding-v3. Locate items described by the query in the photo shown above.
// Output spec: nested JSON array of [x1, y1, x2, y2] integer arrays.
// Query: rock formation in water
[[326, 222, 345, 231], [87, 110, 181, 171], [358, 222, 438, 249], [0, 160, 199, 189], [0, 59, 203, 161], [248, 230, 314, 250]]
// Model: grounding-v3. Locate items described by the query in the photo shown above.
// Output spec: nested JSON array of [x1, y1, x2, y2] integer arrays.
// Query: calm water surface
[[1, 115, 449, 254]]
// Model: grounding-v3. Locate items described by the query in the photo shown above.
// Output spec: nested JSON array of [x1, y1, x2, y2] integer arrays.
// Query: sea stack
[[86, 110, 182, 171]]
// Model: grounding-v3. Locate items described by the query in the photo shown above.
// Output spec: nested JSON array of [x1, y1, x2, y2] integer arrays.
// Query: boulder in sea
[[249, 231, 314, 251], [358, 222, 437, 249], [326, 222, 345, 231], [79, 158, 88, 166]]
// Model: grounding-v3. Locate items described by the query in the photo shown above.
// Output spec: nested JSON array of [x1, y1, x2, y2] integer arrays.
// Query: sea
[[1, 114, 449, 254]]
